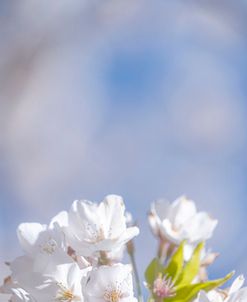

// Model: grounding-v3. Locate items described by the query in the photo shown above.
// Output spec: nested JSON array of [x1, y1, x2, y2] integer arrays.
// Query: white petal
[[227, 287, 247, 302], [17, 223, 47, 254], [100, 195, 126, 238], [160, 219, 182, 244], [151, 199, 171, 221], [49, 211, 68, 228], [168, 196, 197, 228], [118, 226, 140, 244], [11, 288, 36, 302], [228, 275, 245, 296], [83, 264, 134, 300], [182, 212, 218, 242], [10, 256, 51, 294], [196, 291, 211, 302], [148, 212, 160, 237]]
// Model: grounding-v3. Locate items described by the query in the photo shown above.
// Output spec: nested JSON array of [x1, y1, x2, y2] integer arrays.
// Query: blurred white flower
[[10, 255, 52, 294], [46, 263, 89, 302], [0, 275, 35, 302], [195, 275, 247, 302], [149, 196, 218, 246], [17, 212, 71, 272], [83, 264, 137, 302], [66, 195, 139, 257], [10, 288, 36, 302], [11, 257, 90, 302]]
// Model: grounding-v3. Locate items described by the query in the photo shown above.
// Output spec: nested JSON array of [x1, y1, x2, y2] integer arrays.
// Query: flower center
[[153, 274, 175, 298], [40, 238, 58, 254], [85, 223, 106, 243], [56, 283, 80, 301], [104, 289, 123, 302]]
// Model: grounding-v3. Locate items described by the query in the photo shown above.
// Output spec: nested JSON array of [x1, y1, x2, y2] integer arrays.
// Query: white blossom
[[149, 196, 217, 246], [11, 258, 90, 302], [66, 195, 139, 257], [0, 276, 35, 302], [1, 193, 243, 302], [83, 264, 137, 302], [17, 213, 70, 272]]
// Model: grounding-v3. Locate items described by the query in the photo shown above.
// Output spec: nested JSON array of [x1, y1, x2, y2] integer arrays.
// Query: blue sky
[[0, 0, 247, 290]]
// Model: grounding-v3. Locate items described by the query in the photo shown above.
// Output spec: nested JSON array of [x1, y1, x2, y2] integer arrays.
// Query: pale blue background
[[0, 0, 247, 294]]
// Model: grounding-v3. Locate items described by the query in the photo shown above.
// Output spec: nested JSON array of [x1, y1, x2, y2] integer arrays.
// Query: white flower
[[149, 196, 217, 246], [17, 213, 70, 272], [195, 275, 247, 302], [10, 255, 52, 291], [46, 263, 89, 302], [83, 264, 137, 302], [0, 276, 35, 302], [66, 195, 139, 257], [11, 258, 90, 302], [10, 288, 36, 302]]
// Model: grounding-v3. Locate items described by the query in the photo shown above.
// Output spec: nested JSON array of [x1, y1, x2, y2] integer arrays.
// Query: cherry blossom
[[149, 196, 217, 246], [66, 195, 139, 257], [83, 264, 137, 302]]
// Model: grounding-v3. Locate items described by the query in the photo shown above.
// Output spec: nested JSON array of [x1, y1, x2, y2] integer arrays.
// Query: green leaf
[[175, 242, 204, 286], [145, 258, 164, 285], [166, 271, 234, 302], [164, 241, 185, 281]]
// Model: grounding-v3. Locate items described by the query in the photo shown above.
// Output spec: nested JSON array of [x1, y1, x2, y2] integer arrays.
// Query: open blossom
[[83, 264, 137, 302], [195, 275, 247, 302], [0, 275, 36, 302], [1, 192, 242, 302], [66, 195, 139, 257], [17, 212, 71, 272], [47, 263, 90, 302], [149, 196, 218, 246], [10, 258, 90, 302]]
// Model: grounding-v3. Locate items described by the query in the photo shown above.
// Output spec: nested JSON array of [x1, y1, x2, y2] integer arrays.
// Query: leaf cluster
[[145, 242, 233, 302]]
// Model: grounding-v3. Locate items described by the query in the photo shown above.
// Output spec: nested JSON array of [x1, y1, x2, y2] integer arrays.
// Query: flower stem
[[127, 240, 143, 302]]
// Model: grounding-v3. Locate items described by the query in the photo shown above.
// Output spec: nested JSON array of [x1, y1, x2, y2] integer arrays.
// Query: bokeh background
[[1, 0, 247, 294]]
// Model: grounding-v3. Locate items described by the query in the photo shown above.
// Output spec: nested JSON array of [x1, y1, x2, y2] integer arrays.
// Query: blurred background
[[0, 0, 247, 293]]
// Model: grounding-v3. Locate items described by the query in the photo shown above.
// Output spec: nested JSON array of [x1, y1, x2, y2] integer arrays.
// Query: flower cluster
[[146, 196, 247, 302], [1, 194, 247, 302], [0, 195, 139, 302]]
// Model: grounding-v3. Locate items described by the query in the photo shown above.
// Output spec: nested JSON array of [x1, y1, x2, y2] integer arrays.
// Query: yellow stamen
[[104, 289, 123, 302]]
